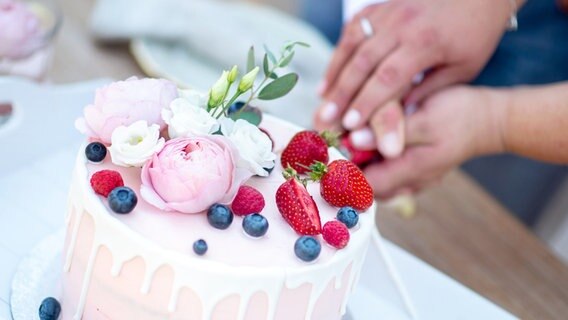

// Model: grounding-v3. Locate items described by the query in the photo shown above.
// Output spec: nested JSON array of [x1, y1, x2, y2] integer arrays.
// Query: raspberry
[[90, 170, 124, 197], [322, 221, 350, 249], [231, 185, 265, 216]]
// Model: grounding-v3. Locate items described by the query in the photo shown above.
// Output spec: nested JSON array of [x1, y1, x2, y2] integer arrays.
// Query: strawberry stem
[[320, 130, 340, 148], [307, 161, 328, 181], [283, 165, 309, 187]]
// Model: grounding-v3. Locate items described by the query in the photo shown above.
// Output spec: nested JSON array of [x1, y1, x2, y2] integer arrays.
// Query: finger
[[369, 100, 404, 158], [364, 150, 421, 197], [403, 66, 465, 106], [404, 106, 433, 146], [317, 34, 398, 125], [319, 18, 368, 96], [349, 127, 376, 150], [342, 44, 439, 130]]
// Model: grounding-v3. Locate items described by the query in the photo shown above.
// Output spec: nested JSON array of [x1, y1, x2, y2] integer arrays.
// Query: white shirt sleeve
[[343, 0, 388, 22]]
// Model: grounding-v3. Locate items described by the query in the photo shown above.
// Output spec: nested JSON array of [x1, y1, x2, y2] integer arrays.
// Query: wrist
[[473, 87, 510, 156]]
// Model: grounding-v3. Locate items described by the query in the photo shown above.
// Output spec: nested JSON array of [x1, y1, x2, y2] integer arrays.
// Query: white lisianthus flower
[[220, 118, 276, 176], [109, 120, 165, 167], [162, 97, 220, 138], [177, 88, 208, 109]]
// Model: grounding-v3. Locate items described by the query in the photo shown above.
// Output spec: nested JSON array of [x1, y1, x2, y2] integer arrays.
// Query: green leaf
[[258, 73, 298, 100], [284, 41, 311, 51], [263, 44, 277, 64], [263, 53, 271, 77], [246, 46, 255, 72], [269, 71, 278, 80], [279, 51, 295, 67], [230, 108, 262, 126]]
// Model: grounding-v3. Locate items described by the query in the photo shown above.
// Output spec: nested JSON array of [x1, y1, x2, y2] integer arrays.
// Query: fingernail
[[317, 81, 327, 96], [350, 127, 374, 149], [379, 132, 402, 158], [412, 72, 424, 85], [319, 102, 338, 123], [342, 109, 361, 129]]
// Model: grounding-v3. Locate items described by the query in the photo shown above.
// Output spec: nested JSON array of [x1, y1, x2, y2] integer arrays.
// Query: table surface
[[44, 0, 568, 319]]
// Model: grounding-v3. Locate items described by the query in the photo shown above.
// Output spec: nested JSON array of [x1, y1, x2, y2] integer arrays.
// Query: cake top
[[75, 43, 376, 268]]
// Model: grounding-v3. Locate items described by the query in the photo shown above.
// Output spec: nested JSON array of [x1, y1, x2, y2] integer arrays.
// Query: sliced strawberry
[[275, 168, 322, 235]]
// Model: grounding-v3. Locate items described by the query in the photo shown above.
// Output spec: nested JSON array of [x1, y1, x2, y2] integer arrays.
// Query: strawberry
[[275, 167, 322, 235], [309, 160, 373, 211], [231, 185, 265, 216], [90, 170, 124, 197], [281, 130, 338, 174], [322, 221, 350, 249], [338, 133, 382, 168]]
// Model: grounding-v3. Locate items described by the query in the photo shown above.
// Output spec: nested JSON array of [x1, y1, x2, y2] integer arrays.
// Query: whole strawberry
[[281, 131, 338, 174], [309, 160, 373, 211], [275, 167, 322, 235]]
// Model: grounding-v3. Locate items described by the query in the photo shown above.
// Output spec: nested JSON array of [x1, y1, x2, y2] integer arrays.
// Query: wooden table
[[50, 1, 568, 319]]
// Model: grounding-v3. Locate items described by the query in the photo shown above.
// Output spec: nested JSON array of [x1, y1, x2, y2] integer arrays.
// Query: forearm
[[492, 83, 568, 163]]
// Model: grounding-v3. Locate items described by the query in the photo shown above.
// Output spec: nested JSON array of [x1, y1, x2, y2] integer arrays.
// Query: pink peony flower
[[140, 135, 252, 214], [0, 0, 43, 59], [75, 77, 178, 144]]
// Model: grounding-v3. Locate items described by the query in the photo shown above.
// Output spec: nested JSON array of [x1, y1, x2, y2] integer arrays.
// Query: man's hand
[[314, 0, 517, 157]]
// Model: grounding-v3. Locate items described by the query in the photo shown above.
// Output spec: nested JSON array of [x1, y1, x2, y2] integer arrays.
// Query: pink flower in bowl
[[0, 0, 42, 59], [140, 135, 252, 214], [75, 77, 178, 144]]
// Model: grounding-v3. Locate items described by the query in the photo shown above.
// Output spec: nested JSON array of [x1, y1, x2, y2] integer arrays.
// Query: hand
[[363, 86, 505, 199], [314, 0, 515, 155]]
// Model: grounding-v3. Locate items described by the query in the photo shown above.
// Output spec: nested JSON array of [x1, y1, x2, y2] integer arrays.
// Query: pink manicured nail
[[342, 109, 361, 130], [319, 102, 338, 123], [379, 132, 402, 158], [350, 128, 375, 149]]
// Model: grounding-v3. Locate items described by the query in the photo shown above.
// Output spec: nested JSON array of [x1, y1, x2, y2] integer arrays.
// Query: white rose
[[220, 118, 276, 176], [162, 97, 220, 138], [109, 120, 165, 167]]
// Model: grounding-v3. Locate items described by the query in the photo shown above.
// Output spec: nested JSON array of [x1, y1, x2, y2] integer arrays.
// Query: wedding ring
[[360, 17, 374, 38]]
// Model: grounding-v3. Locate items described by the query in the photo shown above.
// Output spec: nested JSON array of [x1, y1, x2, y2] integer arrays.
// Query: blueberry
[[108, 187, 137, 214], [193, 239, 208, 255], [39, 297, 61, 320], [242, 213, 269, 237], [294, 236, 321, 262], [337, 206, 359, 228], [227, 101, 245, 115], [207, 204, 233, 229], [85, 142, 107, 163]]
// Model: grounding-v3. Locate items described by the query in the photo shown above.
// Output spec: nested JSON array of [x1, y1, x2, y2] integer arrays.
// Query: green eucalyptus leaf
[[230, 108, 262, 126], [258, 73, 298, 100], [269, 71, 279, 80], [246, 46, 255, 72], [279, 51, 295, 67], [263, 53, 270, 77], [263, 44, 277, 64], [284, 41, 311, 51]]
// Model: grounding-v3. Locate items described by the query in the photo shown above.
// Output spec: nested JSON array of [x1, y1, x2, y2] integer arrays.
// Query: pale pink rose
[[75, 77, 178, 144], [140, 135, 252, 214], [0, 0, 43, 59]]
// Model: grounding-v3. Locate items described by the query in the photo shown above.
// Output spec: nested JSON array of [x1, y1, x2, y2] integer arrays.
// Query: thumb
[[370, 100, 405, 158]]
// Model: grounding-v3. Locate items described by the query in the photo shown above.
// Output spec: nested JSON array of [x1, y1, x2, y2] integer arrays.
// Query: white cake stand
[[10, 230, 414, 320]]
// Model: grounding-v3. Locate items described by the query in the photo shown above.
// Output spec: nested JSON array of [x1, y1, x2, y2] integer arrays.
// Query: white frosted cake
[[61, 70, 376, 319]]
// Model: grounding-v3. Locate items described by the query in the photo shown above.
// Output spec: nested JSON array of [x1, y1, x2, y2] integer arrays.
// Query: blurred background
[[2, 0, 568, 263]]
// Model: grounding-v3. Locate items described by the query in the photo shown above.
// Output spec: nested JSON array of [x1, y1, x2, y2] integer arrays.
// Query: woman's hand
[[363, 86, 506, 199], [314, 0, 518, 156]]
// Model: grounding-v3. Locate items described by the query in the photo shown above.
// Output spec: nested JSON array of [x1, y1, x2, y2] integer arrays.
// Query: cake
[[60, 46, 376, 320]]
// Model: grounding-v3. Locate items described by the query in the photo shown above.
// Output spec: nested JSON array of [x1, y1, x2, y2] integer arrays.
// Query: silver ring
[[360, 17, 374, 38]]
